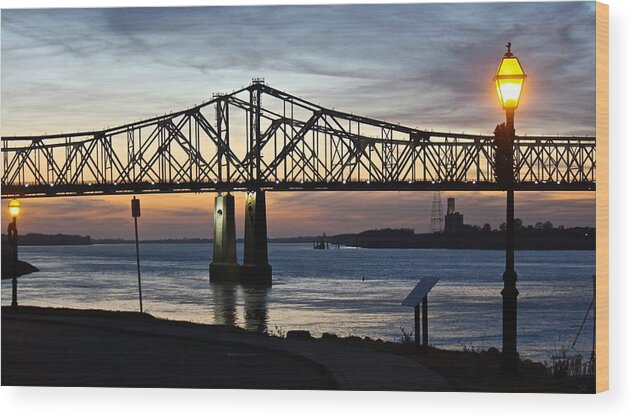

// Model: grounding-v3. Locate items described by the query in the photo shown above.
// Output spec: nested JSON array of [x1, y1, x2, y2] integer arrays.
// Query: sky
[[1, 2, 597, 239]]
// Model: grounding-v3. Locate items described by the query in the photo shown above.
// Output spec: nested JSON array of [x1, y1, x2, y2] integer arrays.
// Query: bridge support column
[[210, 193, 239, 281], [240, 190, 272, 286]]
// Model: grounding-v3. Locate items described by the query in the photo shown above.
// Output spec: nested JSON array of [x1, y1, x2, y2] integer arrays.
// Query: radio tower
[[430, 191, 444, 233]]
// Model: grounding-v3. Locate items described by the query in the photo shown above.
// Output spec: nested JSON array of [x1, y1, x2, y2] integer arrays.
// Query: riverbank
[[331, 228, 596, 250], [1, 243, 38, 279], [1, 306, 446, 391], [326, 335, 595, 393], [3, 227, 596, 250], [1, 306, 593, 392]]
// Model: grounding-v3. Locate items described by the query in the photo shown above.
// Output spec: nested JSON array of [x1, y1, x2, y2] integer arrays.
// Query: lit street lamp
[[494, 42, 527, 130], [7, 199, 21, 307], [493, 42, 526, 372]]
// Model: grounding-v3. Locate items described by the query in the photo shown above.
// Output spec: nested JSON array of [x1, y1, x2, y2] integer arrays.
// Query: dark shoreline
[[1, 305, 594, 393], [331, 228, 596, 251], [3, 228, 596, 251], [1, 243, 39, 279], [1, 305, 444, 391], [7, 239, 596, 251]]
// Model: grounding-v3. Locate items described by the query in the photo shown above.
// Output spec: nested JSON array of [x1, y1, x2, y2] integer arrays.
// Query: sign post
[[131, 196, 143, 313], [401, 277, 439, 350]]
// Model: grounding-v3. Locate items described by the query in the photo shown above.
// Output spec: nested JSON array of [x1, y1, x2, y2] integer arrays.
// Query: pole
[[501, 108, 519, 372], [11, 217, 18, 307], [134, 215, 143, 313], [590, 275, 597, 368], [414, 304, 421, 346], [422, 295, 429, 350]]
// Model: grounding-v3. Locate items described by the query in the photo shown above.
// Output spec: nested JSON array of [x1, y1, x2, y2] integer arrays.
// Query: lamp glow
[[8, 199, 20, 217], [493, 43, 527, 110]]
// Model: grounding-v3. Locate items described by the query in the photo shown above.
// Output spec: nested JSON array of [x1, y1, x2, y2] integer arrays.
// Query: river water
[[1, 243, 595, 362]]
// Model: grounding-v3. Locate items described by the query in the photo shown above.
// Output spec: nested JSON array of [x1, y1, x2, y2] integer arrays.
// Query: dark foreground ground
[[2, 308, 334, 389], [1, 306, 447, 391], [344, 338, 595, 393], [1, 306, 593, 392]]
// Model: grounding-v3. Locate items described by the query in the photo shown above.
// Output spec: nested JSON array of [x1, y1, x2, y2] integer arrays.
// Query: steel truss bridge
[[1, 80, 595, 199]]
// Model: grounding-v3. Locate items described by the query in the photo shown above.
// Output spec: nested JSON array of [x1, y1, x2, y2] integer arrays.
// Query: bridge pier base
[[210, 193, 239, 282], [240, 190, 272, 286]]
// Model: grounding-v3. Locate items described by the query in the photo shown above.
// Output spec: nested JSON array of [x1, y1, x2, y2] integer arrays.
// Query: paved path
[[2, 307, 449, 391]]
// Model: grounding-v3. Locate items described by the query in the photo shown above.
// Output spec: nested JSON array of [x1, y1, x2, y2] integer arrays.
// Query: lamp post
[[7, 199, 21, 307], [131, 196, 143, 313], [493, 42, 526, 372]]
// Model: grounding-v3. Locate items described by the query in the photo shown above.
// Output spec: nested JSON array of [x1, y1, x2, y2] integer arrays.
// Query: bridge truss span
[[1, 81, 596, 198]]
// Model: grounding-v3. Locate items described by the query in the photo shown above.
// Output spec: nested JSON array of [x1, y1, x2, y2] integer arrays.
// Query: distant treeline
[[0, 233, 309, 246], [94, 238, 213, 244], [330, 226, 595, 250], [3, 223, 596, 250], [91, 237, 316, 244], [0, 234, 219, 246], [1, 233, 92, 246]]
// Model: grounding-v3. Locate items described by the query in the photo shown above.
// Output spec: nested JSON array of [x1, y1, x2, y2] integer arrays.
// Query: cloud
[[1, 3, 596, 238]]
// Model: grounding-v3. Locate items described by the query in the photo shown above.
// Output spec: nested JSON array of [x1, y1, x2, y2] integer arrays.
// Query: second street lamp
[[493, 42, 526, 372], [8, 199, 21, 307]]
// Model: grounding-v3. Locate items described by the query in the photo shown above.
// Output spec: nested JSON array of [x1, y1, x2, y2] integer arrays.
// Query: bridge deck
[[1, 180, 595, 199]]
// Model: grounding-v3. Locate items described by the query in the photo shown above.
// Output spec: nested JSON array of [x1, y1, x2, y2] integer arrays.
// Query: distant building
[[444, 197, 464, 234]]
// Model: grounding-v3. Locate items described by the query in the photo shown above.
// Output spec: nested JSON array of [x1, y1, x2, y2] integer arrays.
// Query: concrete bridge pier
[[240, 190, 272, 286], [209, 192, 239, 281]]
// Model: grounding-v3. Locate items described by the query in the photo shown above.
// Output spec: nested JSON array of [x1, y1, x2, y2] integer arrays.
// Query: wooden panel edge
[[595, 0, 609, 394]]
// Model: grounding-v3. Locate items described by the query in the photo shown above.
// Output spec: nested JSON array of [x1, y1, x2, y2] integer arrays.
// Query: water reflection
[[243, 284, 270, 333], [210, 281, 238, 326], [4, 243, 595, 361], [210, 281, 270, 332]]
